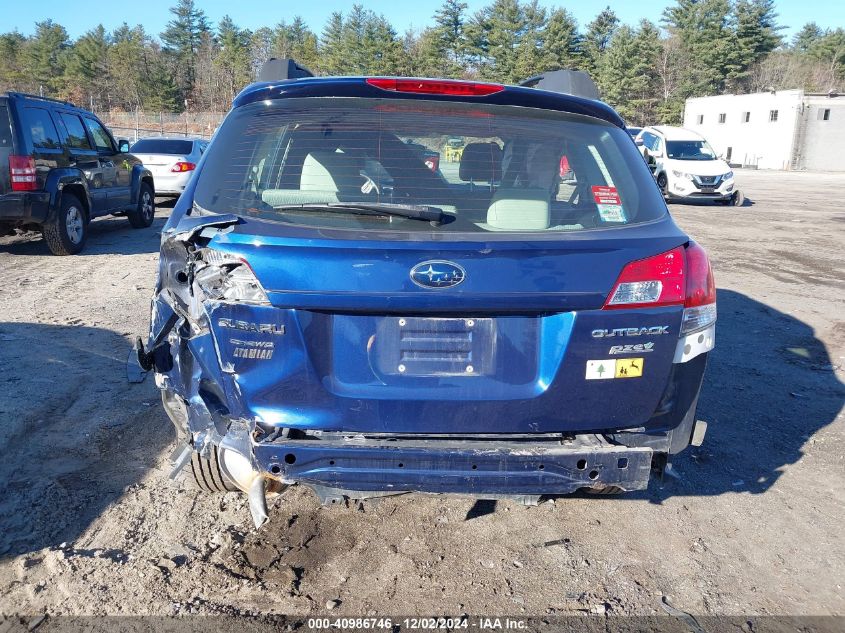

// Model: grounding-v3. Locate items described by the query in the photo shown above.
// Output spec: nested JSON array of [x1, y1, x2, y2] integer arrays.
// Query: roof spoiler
[[520, 70, 600, 101], [257, 58, 314, 82]]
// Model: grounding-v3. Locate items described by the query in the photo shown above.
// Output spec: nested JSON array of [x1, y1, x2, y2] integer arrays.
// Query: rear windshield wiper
[[277, 202, 446, 223]]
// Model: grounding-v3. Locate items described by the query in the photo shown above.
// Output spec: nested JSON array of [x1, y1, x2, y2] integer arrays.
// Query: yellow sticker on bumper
[[615, 358, 644, 378]]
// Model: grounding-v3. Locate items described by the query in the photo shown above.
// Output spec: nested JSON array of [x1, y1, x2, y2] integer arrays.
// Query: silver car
[[129, 137, 208, 197]]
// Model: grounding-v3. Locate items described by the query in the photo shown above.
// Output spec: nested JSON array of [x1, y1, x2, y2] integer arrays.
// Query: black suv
[[0, 93, 155, 255]]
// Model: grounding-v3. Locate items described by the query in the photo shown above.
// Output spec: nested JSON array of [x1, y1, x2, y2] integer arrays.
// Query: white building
[[683, 90, 845, 171]]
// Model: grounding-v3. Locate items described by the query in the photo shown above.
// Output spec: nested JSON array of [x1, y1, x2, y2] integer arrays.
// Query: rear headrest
[[485, 188, 550, 231], [300, 151, 363, 193], [459, 142, 502, 183]]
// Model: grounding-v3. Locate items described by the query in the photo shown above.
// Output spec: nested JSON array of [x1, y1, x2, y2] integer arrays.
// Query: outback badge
[[410, 260, 466, 289]]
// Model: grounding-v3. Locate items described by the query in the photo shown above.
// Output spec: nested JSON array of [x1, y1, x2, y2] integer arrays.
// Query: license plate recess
[[375, 317, 496, 377]]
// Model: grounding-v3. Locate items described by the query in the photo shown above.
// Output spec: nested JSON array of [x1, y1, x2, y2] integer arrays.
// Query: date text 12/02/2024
[[306, 617, 528, 630]]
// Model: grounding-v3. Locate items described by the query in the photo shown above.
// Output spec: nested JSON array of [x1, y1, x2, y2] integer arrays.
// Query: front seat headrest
[[459, 142, 502, 183], [485, 188, 550, 230], [300, 151, 363, 193]]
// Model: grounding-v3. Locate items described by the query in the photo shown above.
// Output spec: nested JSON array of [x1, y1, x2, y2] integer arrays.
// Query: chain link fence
[[98, 111, 227, 142]]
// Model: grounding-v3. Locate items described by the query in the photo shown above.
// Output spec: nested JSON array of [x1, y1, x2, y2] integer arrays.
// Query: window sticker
[[597, 204, 627, 223], [592, 185, 621, 205]]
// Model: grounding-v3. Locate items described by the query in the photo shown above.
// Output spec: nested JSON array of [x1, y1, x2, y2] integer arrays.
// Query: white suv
[[636, 126, 739, 205]]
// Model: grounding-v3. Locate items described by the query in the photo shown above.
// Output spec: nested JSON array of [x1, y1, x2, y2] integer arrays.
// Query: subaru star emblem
[[410, 260, 466, 289]]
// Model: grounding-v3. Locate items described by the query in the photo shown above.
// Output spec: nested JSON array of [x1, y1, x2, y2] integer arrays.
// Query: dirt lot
[[0, 171, 843, 622]]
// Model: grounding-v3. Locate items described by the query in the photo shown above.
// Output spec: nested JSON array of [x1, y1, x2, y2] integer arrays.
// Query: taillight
[[424, 156, 439, 172], [9, 155, 37, 191], [366, 77, 504, 96], [171, 162, 196, 172], [604, 246, 685, 309], [681, 242, 717, 333], [603, 243, 717, 334], [194, 249, 269, 304]]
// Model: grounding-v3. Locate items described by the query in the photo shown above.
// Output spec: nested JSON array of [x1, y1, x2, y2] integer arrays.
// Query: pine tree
[[362, 15, 408, 75], [513, 0, 546, 82], [109, 23, 148, 109], [730, 0, 783, 88], [597, 20, 661, 125], [0, 32, 28, 91], [541, 8, 581, 72], [792, 23, 823, 53], [161, 0, 211, 99], [216, 16, 252, 106], [63, 25, 110, 107], [320, 12, 346, 75], [274, 17, 319, 72], [25, 20, 70, 95], [340, 5, 370, 74], [662, 0, 737, 98], [405, 27, 452, 78], [141, 43, 181, 111], [582, 7, 619, 76], [807, 29, 845, 91], [433, 0, 468, 73], [473, 0, 526, 82]]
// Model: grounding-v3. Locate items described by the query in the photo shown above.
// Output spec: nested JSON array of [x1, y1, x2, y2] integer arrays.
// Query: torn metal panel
[[169, 444, 192, 480], [247, 476, 269, 529], [126, 338, 148, 384], [220, 418, 273, 528], [166, 213, 242, 244]]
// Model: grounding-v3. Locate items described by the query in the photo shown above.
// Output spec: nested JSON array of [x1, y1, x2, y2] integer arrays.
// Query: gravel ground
[[0, 171, 843, 621]]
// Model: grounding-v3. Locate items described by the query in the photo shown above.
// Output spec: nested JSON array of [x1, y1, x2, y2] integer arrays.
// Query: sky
[[1, 0, 842, 41]]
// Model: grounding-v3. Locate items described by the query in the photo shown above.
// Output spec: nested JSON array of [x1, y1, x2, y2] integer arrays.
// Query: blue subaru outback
[[137, 62, 716, 527]]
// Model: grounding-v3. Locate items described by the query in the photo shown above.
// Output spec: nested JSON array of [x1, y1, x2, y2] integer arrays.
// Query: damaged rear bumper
[[254, 434, 653, 497]]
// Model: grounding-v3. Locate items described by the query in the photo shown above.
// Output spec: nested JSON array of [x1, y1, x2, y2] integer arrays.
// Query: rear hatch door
[[204, 219, 687, 435]]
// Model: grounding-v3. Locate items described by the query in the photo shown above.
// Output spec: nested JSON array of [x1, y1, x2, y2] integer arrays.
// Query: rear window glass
[[0, 105, 12, 148], [131, 139, 193, 154], [194, 98, 667, 235], [25, 107, 62, 149]]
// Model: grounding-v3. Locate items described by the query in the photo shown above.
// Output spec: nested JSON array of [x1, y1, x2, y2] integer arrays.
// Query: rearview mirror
[[118, 139, 130, 153], [634, 138, 644, 146]]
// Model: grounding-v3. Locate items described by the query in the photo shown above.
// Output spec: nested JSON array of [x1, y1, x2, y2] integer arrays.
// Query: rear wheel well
[[61, 184, 89, 223]]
